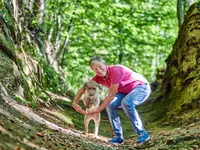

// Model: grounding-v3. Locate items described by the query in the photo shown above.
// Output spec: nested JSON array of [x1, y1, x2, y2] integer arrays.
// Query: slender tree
[[177, 0, 195, 28], [60, 0, 80, 68], [177, 0, 184, 28]]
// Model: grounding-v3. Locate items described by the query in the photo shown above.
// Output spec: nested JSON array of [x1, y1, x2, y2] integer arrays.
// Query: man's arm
[[72, 87, 87, 115], [88, 84, 119, 114]]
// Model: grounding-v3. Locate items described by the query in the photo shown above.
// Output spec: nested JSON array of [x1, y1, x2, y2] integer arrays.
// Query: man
[[73, 56, 151, 144]]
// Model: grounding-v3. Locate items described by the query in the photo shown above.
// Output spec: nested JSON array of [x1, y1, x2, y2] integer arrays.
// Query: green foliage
[[56, 0, 178, 88], [31, 0, 179, 90]]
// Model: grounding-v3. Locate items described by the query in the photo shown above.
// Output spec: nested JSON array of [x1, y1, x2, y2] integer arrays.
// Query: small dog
[[83, 80, 101, 137]]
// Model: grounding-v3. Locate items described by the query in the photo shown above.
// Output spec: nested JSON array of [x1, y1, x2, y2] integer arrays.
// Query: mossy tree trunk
[[146, 3, 200, 124]]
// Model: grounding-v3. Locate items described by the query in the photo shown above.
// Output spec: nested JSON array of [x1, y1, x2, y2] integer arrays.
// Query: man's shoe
[[137, 131, 150, 143], [108, 137, 124, 144]]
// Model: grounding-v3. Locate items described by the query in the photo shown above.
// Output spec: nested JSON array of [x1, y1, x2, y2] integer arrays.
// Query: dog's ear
[[97, 84, 103, 90], [92, 81, 102, 90], [83, 82, 87, 90]]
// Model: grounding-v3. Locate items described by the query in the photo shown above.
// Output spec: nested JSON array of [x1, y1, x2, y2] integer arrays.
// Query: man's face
[[91, 61, 107, 77]]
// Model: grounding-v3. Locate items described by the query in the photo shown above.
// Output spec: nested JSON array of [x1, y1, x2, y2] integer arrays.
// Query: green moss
[[20, 72, 38, 108], [180, 49, 197, 74], [12, 95, 28, 105], [180, 79, 200, 103]]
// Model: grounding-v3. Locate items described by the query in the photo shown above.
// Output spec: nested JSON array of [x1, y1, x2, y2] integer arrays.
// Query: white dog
[[83, 80, 101, 137]]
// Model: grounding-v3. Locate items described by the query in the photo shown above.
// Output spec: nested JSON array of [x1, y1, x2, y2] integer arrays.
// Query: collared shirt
[[92, 65, 148, 94]]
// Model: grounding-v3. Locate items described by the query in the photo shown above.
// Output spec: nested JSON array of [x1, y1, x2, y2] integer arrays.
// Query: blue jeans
[[106, 83, 151, 138]]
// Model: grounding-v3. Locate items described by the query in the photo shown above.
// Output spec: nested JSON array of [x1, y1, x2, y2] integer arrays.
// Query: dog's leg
[[94, 113, 101, 137], [84, 116, 90, 136]]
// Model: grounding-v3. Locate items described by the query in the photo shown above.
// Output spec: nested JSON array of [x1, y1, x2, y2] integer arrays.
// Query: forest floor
[[1, 96, 200, 150]]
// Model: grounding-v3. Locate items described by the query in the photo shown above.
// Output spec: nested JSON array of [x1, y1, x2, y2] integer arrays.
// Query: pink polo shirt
[[92, 65, 148, 94]]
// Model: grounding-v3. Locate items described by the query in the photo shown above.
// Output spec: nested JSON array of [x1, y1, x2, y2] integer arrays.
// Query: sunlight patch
[[41, 108, 73, 125]]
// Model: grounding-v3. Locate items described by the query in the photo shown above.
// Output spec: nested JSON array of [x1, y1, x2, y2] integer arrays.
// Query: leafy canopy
[[46, 0, 178, 90]]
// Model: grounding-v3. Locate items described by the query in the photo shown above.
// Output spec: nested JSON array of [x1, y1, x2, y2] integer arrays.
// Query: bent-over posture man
[[73, 56, 151, 144]]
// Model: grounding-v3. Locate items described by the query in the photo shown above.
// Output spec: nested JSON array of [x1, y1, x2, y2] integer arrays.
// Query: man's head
[[89, 56, 107, 77]]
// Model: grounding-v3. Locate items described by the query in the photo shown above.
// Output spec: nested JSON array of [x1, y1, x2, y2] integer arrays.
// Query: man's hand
[[87, 108, 100, 115], [87, 111, 98, 115], [72, 103, 87, 115]]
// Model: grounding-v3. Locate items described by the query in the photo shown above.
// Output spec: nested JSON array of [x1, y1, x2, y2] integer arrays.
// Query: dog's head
[[83, 80, 101, 96], [83, 80, 102, 108]]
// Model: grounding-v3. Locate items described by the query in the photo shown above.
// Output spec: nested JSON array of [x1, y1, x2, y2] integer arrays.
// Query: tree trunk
[[60, 18, 73, 67], [12, 0, 18, 22], [148, 3, 200, 124], [33, 0, 40, 17], [28, 0, 34, 11], [177, 0, 184, 28], [39, 0, 45, 24], [55, 16, 62, 51], [44, 12, 61, 72], [59, 0, 80, 67], [45, 41, 60, 72]]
